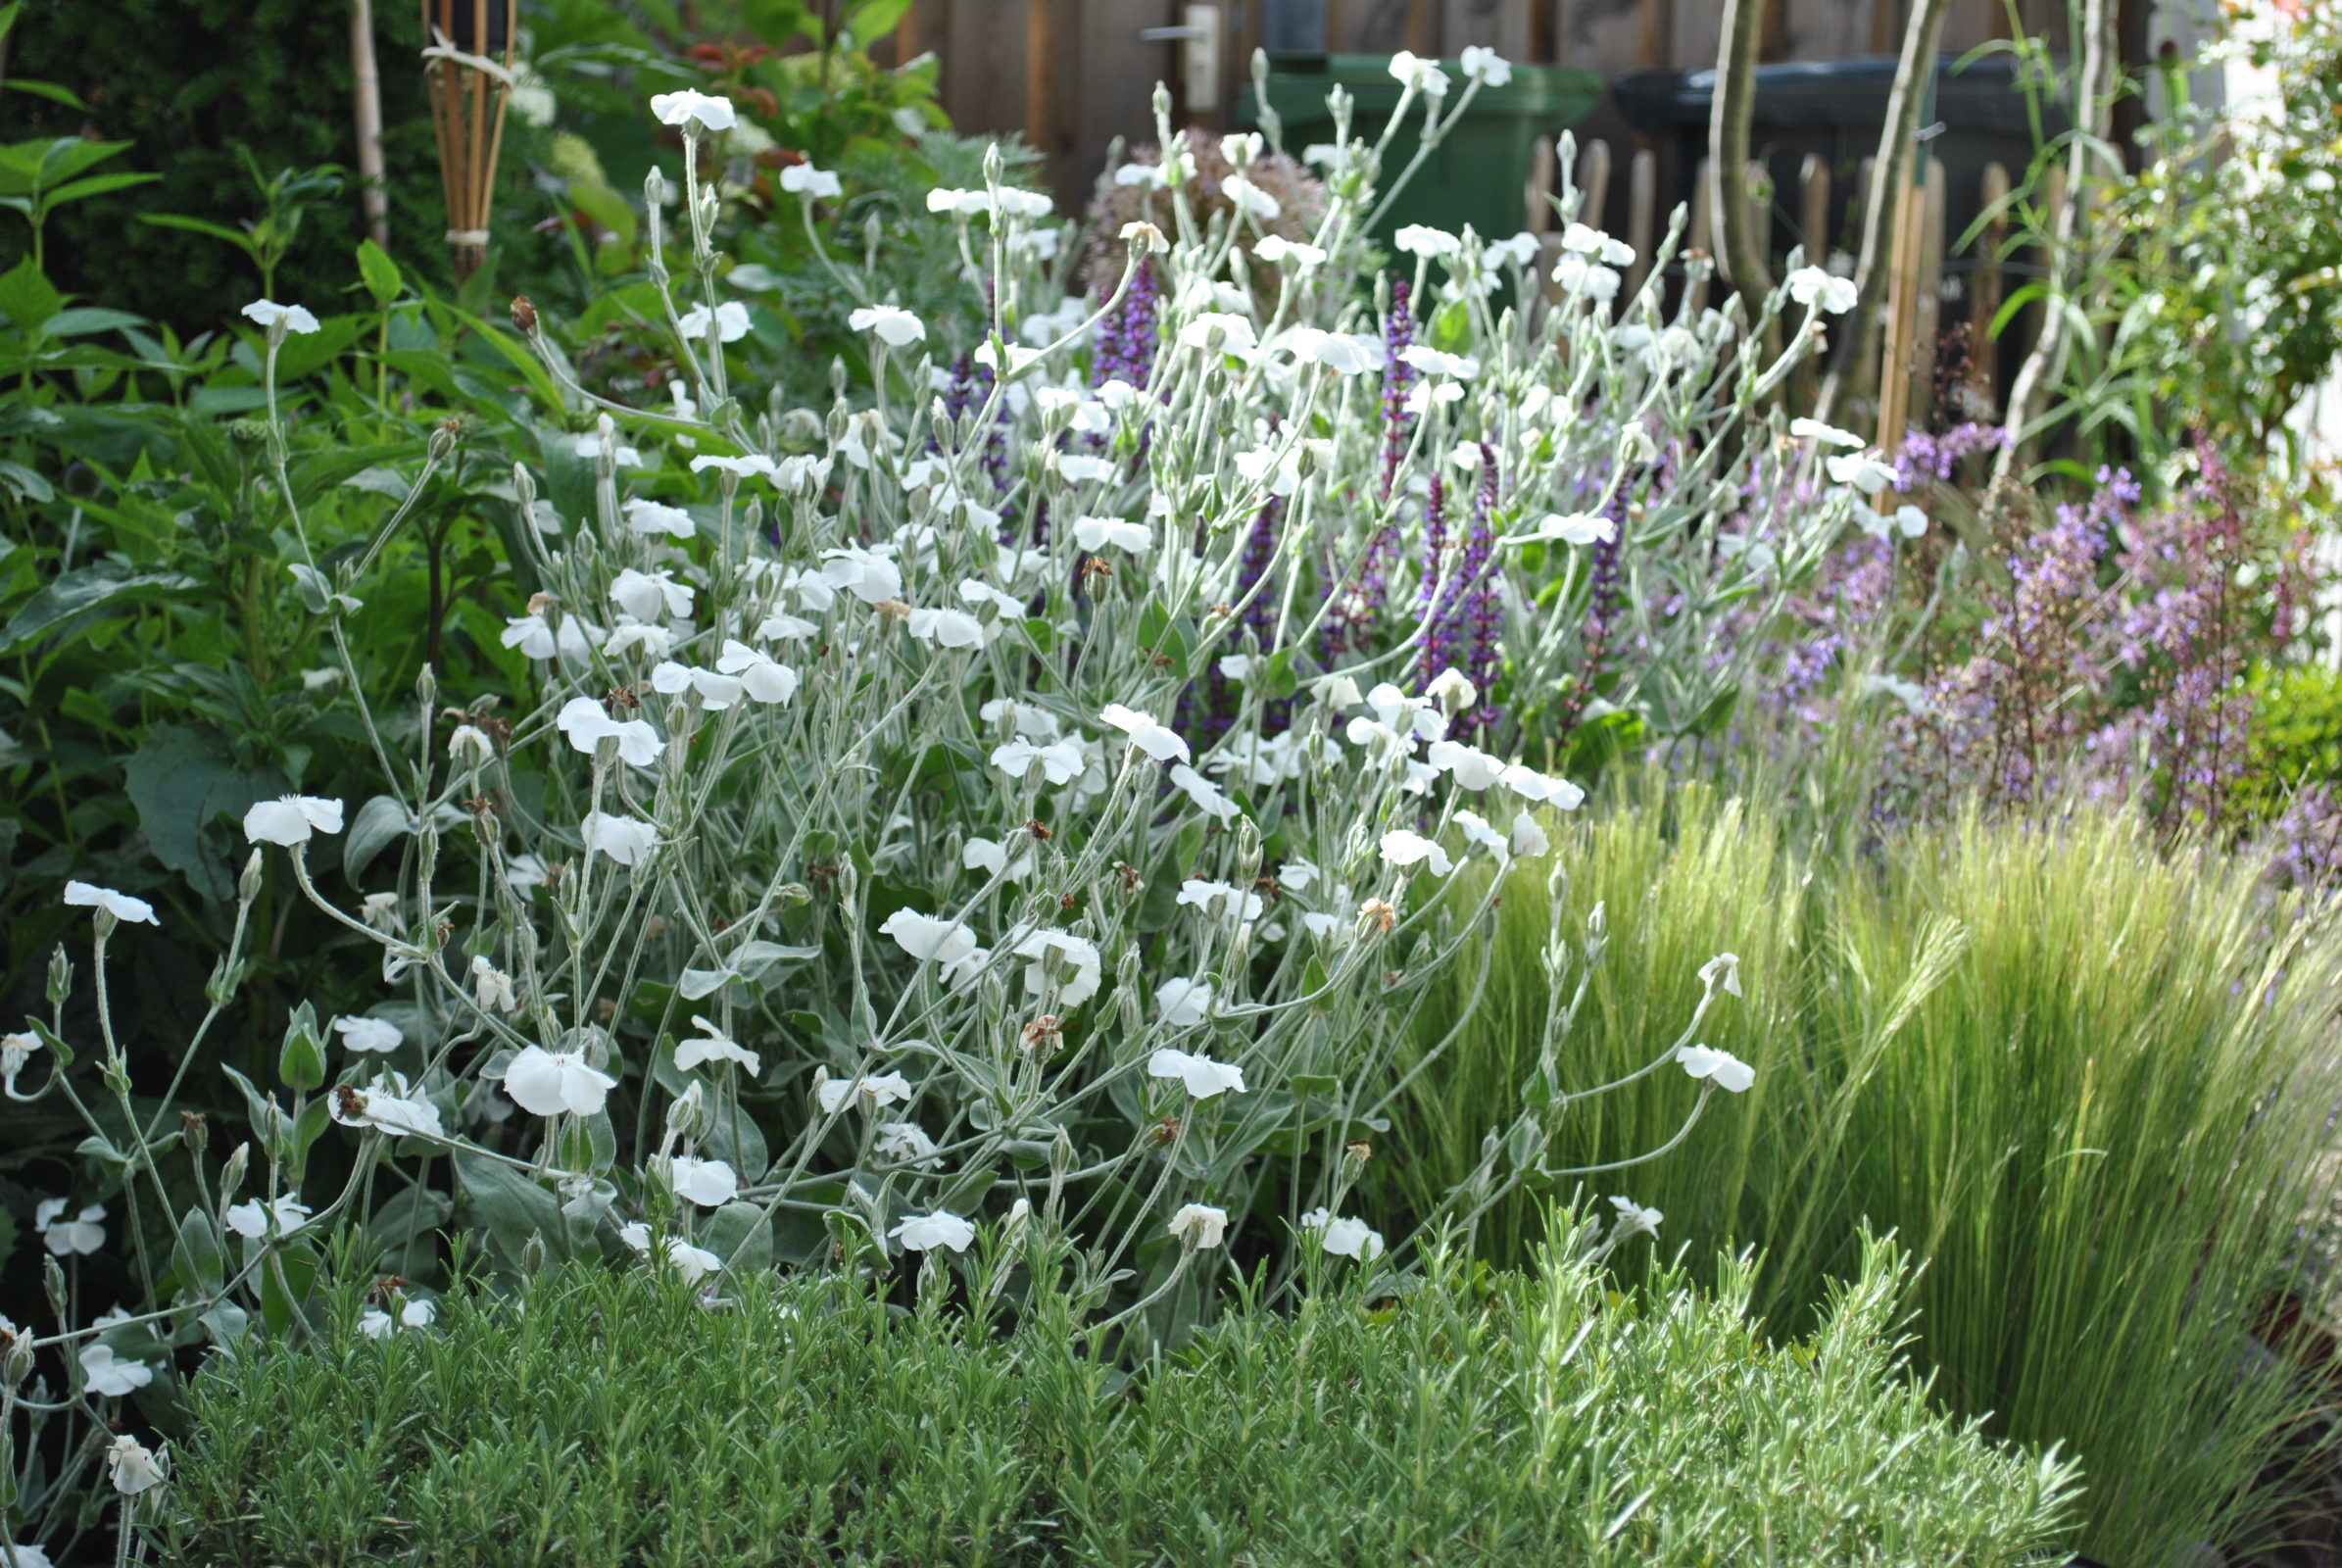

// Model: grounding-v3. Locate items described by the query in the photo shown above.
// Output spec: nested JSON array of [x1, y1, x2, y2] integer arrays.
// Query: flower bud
[[220, 1142, 250, 1206], [45, 942, 73, 1008], [512, 461, 538, 514], [510, 294, 539, 334], [417, 820, 440, 888], [238, 848, 265, 906], [427, 418, 461, 465], [3, 1324, 32, 1390], [43, 1253, 67, 1319], [665, 1080, 710, 1145], [521, 1230, 548, 1275], [181, 1109, 210, 1161], [644, 166, 667, 208]]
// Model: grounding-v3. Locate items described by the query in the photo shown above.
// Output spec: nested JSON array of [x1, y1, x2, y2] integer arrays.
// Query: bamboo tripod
[[421, 0, 516, 282]]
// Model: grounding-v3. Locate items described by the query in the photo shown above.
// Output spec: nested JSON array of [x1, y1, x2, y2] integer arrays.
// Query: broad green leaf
[[122, 724, 289, 906], [41, 306, 143, 337], [40, 170, 158, 210], [700, 1200, 772, 1273], [342, 793, 414, 884], [0, 561, 200, 655], [171, 1208, 226, 1296], [278, 1002, 325, 1092], [0, 255, 62, 332], [454, 1151, 567, 1269], [356, 238, 404, 306]]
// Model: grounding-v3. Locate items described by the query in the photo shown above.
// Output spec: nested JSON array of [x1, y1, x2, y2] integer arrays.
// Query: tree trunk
[[352, 0, 389, 250], [1991, 0, 2119, 486], [1813, 0, 1955, 428]]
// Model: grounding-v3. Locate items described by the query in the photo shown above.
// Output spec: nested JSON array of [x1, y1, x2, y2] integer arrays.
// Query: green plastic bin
[[1238, 54, 1603, 249]]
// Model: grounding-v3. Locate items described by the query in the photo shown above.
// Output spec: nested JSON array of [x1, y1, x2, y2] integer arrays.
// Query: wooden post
[[1580, 137, 1612, 230], [1027, 0, 1057, 172], [1876, 172, 1926, 456], [1745, 158, 1772, 274], [1408, 0, 1436, 57], [1908, 168, 1946, 429], [1687, 156, 1716, 315], [1970, 160, 2011, 412], [422, 0, 516, 282], [1626, 146, 1657, 302], [352, 0, 388, 250], [1527, 135, 1557, 233]]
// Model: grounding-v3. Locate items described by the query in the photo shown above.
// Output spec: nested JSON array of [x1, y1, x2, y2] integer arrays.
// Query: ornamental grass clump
[[160, 1234, 2079, 1567], [6, 50, 1906, 1554], [1379, 784, 2342, 1565]]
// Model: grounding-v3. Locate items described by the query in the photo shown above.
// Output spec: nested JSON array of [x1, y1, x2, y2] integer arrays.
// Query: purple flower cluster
[[1560, 480, 1630, 734], [1414, 445, 1501, 722], [1090, 261, 1160, 391], [1893, 422, 2007, 492], [1190, 496, 1288, 747], [939, 351, 1010, 496], [1379, 280, 1417, 505]]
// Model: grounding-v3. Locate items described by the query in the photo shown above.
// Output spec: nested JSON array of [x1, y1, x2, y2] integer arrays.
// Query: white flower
[[881, 908, 979, 966], [819, 546, 903, 606], [849, 305, 927, 347], [1398, 344, 1479, 379], [815, 1070, 914, 1114], [1458, 45, 1512, 85], [332, 1072, 444, 1139], [502, 1045, 618, 1117], [1678, 1043, 1756, 1093], [107, 1434, 165, 1494], [555, 697, 664, 767], [1425, 740, 1504, 790], [36, 1199, 105, 1255], [470, 955, 519, 1014], [502, 611, 597, 662], [610, 565, 695, 621], [689, 453, 780, 480], [242, 794, 345, 847], [906, 606, 987, 649], [1252, 233, 1328, 269], [1550, 253, 1623, 301], [1499, 764, 1584, 809], [1101, 703, 1191, 763], [1827, 452, 1900, 496], [400, 1298, 436, 1330], [927, 185, 998, 214], [63, 881, 158, 926], [1392, 223, 1460, 260], [1311, 672, 1362, 710], [1609, 1195, 1664, 1240], [963, 835, 1038, 882], [1109, 164, 1167, 191], [1315, 1212, 1385, 1261], [1387, 49, 1450, 97], [1148, 1048, 1247, 1099], [1790, 416, 1865, 449], [1012, 929, 1102, 1007], [676, 300, 751, 343], [224, 1196, 313, 1240], [448, 723, 495, 764], [1170, 1202, 1229, 1249], [1283, 326, 1374, 374], [1177, 313, 1258, 356], [334, 1015, 402, 1054], [1424, 667, 1479, 711], [81, 1343, 153, 1397], [1221, 173, 1281, 220], [2, 1028, 40, 1091], [1278, 858, 1321, 893], [1155, 976, 1216, 1027], [1167, 762, 1241, 821], [241, 298, 320, 334], [1053, 452, 1116, 484], [1785, 266, 1859, 314], [712, 639, 800, 704], [650, 89, 736, 131], [1379, 829, 1453, 877], [1176, 879, 1263, 921], [991, 737, 1087, 786], [2, 1541, 53, 1568], [666, 1155, 739, 1207], [623, 497, 697, 538], [779, 161, 843, 198], [1510, 812, 1551, 858], [581, 811, 658, 867], [1073, 514, 1151, 552], [1859, 504, 1931, 540], [876, 1121, 942, 1170], [1699, 952, 1743, 997], [1532, 511, 1616, 546], [892, 1211, 976, 1252], [662, 1237, 725, 1282], [1454, 809, 1507, 858], [677, 1015, 761, 1074]]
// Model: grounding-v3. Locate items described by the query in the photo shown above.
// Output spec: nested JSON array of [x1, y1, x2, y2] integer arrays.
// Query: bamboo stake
[[1626, 147, 1657, 300], [1794, 153, 1830, 409], [1581, 137, 1612, 232], [1687, 156, 1716, 316], [352, 0, 388, 249], [1909, 167, 1946, 428], [1876, 171, 1927, 458], [421, 0, 514, 281], [1970, 160, 2011, 412], [1527, 135, 1557, 233]]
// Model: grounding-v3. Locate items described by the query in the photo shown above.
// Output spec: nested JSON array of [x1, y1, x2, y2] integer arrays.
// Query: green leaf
[[122, 726, 290, 906], [138, 211, 255, 251], [278, 1002, 325, 1092], [0, 561, 200, 656], [0, 255, 62, 333], [172, 1208, 226, 1296], [846, 0, 914, 46], [356, 238, 404, 306], [40, 171, 158, 210], [454, 1152, 567, 1269], [2, 78, 87, 111], [342, 794, 414, 885], [700, 1200, 772, 1273], [41, 306, 143, 338]]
